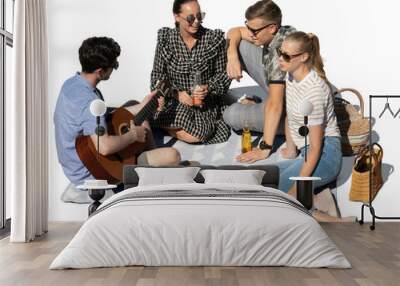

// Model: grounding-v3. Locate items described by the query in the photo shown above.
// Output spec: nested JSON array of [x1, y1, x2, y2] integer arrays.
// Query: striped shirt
[[286, 69, 340, 149]]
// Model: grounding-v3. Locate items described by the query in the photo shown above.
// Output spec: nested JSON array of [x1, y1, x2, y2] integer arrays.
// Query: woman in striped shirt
[[276, 32, 342, 215]]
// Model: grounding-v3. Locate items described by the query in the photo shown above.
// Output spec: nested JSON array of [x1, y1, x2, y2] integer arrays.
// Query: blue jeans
[[275, 136, 342, 193]]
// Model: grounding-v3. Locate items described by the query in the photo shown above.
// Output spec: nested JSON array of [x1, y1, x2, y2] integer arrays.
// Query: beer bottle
[[241, 121, 252, 153]]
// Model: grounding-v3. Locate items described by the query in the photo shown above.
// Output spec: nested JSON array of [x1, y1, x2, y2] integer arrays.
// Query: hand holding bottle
[[192, 84, 208, 107], [192, 70, 206, 107]]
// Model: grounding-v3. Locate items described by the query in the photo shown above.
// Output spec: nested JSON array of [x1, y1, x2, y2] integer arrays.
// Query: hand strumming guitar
[[127, 90, 164, 115], [141, 90, 163, 110], [128, 120, 147, 143]]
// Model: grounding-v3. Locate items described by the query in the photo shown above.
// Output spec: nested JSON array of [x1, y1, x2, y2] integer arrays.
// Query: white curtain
[[9, 0, 48, 242]]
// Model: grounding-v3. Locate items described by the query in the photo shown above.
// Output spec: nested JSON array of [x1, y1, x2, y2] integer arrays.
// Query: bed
[[50, 165, 350, 269]]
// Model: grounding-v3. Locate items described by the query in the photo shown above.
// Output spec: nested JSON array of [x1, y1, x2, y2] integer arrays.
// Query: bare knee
[[163, 148, 181, 165], [143, 147, 181, 166]]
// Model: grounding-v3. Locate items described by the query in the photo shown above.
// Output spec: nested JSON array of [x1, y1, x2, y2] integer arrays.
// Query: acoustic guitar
[[75, 81, 173, 184]]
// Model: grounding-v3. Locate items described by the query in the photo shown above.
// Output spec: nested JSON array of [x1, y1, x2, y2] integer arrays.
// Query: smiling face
[[174, 1, 203, 35], [278, 39, 309, 73]]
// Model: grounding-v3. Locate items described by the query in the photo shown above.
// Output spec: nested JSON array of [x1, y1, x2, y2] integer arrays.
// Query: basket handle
[[372, 142, 383, 162], [355, 143, 382, 168], [334, 88, 365, 117]]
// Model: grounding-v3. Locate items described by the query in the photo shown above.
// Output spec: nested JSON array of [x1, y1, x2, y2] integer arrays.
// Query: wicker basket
[[349, 143, 383, 203], [334, 88, 371, 156]]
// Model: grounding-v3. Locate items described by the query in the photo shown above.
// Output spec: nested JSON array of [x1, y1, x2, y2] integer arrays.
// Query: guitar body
[[76, 106, 152, 184], [75, 80, 172, 184]]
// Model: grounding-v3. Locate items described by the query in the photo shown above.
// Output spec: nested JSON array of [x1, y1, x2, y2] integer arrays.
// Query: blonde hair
[[285, 31, 330, 86]]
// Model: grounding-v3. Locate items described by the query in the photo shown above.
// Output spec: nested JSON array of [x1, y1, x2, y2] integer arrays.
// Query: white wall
[[48, 0, 400, 221]]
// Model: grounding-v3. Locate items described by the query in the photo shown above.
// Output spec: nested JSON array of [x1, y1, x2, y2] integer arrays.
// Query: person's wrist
[[259, 140, 273, 151], [286, 141, 296, 149], [261, 149, 270, 159], [227, 51, 239, 61]]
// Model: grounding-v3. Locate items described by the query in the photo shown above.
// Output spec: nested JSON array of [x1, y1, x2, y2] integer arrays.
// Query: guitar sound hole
[[120, 124, 129, 135]]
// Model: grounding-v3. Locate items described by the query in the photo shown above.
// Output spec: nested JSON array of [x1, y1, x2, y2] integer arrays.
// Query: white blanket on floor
[[50, 183, 350, 269]]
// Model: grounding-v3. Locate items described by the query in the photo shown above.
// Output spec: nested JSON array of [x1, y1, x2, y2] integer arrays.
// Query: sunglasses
[[245, 21, 276, 36], [277, 48, 304, 62], [180, 12, 206, 26]]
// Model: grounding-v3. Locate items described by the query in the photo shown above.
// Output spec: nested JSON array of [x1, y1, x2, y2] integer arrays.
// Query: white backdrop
[[48, 0, 400, 221]]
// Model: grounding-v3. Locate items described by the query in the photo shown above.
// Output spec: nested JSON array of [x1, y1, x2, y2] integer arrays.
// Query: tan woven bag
[[349, 143, 383, 203], [334, 88, 370, 156]]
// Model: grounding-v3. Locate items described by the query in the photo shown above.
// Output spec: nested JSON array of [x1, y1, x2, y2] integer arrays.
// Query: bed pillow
[[200, 169, 266, 185], [135, 167, 201, 186]]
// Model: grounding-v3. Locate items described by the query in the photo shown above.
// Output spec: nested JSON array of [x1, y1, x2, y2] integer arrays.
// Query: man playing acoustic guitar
[[54, 36, 181, 189]]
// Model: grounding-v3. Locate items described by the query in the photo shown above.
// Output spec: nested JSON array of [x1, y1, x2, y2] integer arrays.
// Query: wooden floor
[[0, 222, 399, 286]]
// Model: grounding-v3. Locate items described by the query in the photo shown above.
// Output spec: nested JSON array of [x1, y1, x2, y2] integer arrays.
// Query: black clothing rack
[[359, 95, 400, 230]]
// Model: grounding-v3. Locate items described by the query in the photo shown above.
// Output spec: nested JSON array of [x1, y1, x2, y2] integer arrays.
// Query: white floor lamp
[[291, 100, 321, 210]]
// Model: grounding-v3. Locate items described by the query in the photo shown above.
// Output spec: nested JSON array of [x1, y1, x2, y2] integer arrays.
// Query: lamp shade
[[299, 100, 313, 116], [89, 99, 106, 117]]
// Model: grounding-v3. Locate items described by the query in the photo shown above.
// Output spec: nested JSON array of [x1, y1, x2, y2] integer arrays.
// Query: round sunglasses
[[179, 12, 206, 26]]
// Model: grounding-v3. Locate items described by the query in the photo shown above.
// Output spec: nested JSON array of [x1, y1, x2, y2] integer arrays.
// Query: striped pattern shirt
[[286, 69, 340, 149]]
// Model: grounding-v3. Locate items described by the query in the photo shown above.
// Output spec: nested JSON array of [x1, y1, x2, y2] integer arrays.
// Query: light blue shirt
[[54, 73, 107, 185]]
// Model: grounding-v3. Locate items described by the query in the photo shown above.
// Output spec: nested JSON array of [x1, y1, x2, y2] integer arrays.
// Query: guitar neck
[[133, 91, 161, 126]]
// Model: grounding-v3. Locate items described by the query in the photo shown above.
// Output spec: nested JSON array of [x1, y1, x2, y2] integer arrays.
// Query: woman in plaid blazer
[[150, 0, 231, 144]]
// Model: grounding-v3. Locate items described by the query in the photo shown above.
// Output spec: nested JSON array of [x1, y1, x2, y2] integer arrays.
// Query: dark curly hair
[[79, 36, 121, 73]]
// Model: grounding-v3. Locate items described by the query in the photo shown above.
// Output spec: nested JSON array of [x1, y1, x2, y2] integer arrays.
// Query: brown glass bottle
[[241, 125, 252, 153]]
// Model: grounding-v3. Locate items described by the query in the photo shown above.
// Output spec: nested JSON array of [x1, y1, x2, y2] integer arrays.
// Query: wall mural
[[50, 0, 396, 225]]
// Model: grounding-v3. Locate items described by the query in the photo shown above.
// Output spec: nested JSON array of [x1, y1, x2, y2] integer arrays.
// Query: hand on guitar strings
[[129, 120, 147, 143], [142, 90, 165, 112]]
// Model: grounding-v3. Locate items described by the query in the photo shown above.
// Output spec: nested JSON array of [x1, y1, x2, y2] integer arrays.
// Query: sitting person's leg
[[137, 147, 181, 166], [277, 137, 342, 193], [238, 40, 269, 91], [276, 158, 304, 193], [224, 40, 270, 131], [309, 137, 342, 189], [223, 101, 265, 132], [276, 157, 351, 222], [151, 100, 228, 144], [275, 137, 349, 221], [167, 128, 202, 143]]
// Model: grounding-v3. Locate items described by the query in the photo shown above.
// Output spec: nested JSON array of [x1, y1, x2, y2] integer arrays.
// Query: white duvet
[[50, 183, 351, 269]]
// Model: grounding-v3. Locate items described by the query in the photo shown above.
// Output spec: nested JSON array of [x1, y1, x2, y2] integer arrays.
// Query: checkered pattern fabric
[[150, 26, 231, 144]]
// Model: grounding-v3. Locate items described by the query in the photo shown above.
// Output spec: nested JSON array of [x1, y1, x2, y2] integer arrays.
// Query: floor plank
[[0, 222, 399, 286]]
